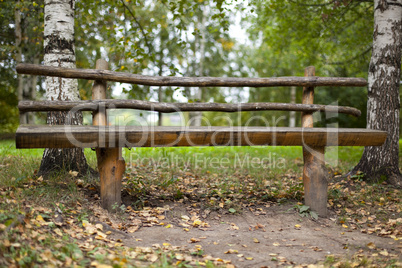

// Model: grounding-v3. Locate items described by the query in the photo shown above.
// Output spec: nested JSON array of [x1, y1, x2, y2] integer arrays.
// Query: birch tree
[[352, 0, 402, 186], [38, 0, 91, 176]]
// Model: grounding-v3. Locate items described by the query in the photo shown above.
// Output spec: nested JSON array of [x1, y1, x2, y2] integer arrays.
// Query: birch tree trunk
[[38, 0, 92, 176], [289, 86, 296, 127], [352, 0, 402, 186]]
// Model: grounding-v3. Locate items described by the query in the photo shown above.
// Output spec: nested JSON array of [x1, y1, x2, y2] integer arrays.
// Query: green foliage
[[2, 0, 380, 132], [245, 0, 374, 127], [0, 0, 44, 132], [292, 204, 319, 220]]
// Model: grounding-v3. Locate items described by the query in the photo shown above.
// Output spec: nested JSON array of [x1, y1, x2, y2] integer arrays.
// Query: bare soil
[[101, 201, 401, 267]]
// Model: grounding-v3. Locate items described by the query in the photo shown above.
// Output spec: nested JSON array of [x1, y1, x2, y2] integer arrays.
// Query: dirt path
[[103, 202, 401, 267]]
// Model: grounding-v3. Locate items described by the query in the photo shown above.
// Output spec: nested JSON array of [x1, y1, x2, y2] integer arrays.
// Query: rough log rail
[[16, 63, 368, 88], [16, 125, 387, 149], [18, 100, 362, 117]]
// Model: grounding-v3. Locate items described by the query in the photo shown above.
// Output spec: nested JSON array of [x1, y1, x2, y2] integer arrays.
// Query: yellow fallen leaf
[[245, 257, 253, 260], [165, 224, 172, 228], [36, 215, 45, 222], [273, 242, 280, 247], [253, 238, 259, 243], [342, 224, 348, 229], [190, 238, 200, 243], [95, 231, 107, 240], [224, 249, 238, 254], [294, 224, 301, 229], [193, 220, 201, 227], [54, 228, 63, 236]]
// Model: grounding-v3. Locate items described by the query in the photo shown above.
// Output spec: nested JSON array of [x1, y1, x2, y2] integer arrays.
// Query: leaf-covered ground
[[0, 145, 401, 267], [0, 162, 401, 267]]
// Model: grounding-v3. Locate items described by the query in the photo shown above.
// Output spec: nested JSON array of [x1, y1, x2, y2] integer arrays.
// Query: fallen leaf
[[36, 215, 45, 223], [224, 249, 238, 254], [69, 170, 79, 177], [54, 228, 63, 236], [11, 243, 21, 248], [379, 250, 389, 256], [190, 238, 200, 243]]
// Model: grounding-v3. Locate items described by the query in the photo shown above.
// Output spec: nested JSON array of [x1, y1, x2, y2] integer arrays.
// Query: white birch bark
[[289, 86, 296, 127], [39, 0, 90, 176], [44, 0, 79, 103], [353, 0, 402, 185]]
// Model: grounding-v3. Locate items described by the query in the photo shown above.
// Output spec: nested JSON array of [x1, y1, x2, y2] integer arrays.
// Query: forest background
[[1, 0, 401, 133]]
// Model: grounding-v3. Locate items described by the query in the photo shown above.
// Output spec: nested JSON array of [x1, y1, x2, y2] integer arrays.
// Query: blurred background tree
[[1, 0, 400, 132]]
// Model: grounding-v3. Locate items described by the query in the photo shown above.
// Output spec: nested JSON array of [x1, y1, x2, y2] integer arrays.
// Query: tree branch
[[327, 45, 372, 65], [119, 0, 153, 54]]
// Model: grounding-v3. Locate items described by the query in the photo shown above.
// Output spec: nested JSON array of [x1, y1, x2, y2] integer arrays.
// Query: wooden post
[[301, 66, 328, 217], [92, 59, 125, 212]]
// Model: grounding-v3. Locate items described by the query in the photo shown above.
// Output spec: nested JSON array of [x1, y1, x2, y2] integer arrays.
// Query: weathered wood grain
[[16, 63, 368, 87], [18, 100, 362, 117], [92, 59, 124, 212], [301, 66, 328, 217], [15, 125, 388, 149]]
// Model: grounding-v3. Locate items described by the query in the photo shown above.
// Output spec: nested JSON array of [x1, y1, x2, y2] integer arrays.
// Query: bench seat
[[16, 125, 387, 149]]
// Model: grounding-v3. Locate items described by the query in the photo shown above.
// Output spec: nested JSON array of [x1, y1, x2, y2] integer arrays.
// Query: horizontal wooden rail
[[18, 100, 362, 117], [16, 125, 387, 149], [16, 64, 367, 87]]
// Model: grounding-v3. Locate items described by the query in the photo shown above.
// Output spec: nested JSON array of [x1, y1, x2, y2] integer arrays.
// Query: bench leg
[[97, 148, 125, 211], [303, 146, 328, 217]]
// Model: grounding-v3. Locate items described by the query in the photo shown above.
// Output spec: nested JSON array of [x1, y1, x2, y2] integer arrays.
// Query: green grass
[[122, 145, 364, 175], [0, 139, 369, 196]]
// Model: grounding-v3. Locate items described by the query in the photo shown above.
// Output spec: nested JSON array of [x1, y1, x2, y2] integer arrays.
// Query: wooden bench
[[15, 60, 387, 216]]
